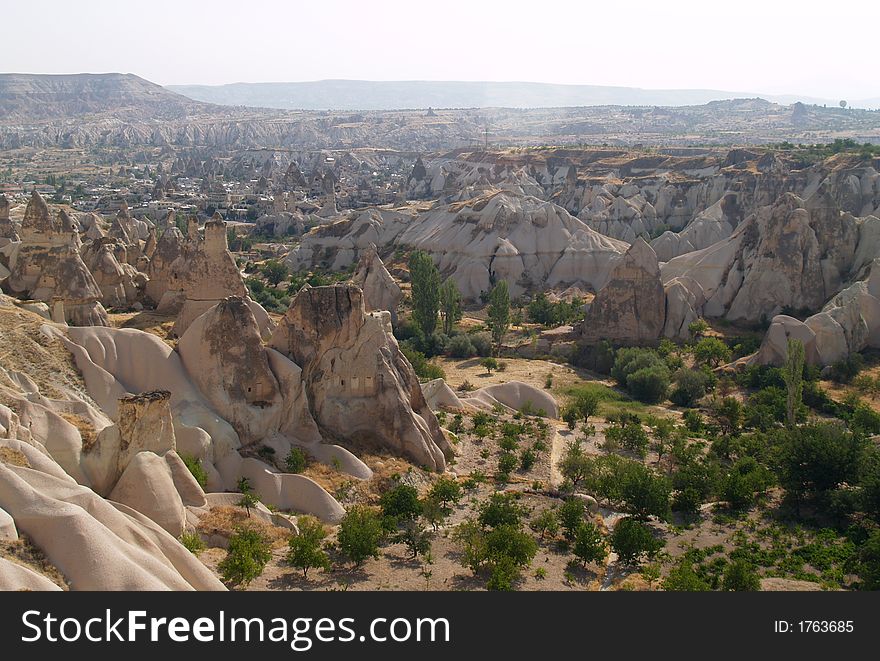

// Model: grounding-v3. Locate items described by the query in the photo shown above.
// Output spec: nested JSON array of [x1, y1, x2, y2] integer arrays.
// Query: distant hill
[[0, 72, 208, 121], [166, 79, 836, 111]]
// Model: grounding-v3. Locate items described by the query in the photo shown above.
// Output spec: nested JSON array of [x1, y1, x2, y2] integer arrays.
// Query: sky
[[3, 0, 878, 101]]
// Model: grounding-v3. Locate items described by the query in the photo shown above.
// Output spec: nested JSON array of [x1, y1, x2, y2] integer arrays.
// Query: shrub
[[662, 561, 712, 591], [605, 416, 650, 458], [181, 454, 208, 489], [829, 353, 864, 384], [448, 334, 477, 358], [610, 517, 662, 565], [497, 451, 518, 476], [470, 332, 494, 357], [519, 447, 537, 471], [683, 409, 704, 433], [670, 369, 711, 407], [218, 528, 272, 587], [401, 345, 445, 381], [337, 506, 384, 567], [179, 532, 205, 554], [285, 447, 308, 474], [530, 508, 560, 539], [286, 516, 330, 579], [721, 559, 761, 591]]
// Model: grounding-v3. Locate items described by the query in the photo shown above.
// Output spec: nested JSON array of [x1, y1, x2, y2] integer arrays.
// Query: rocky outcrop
[[351, 245, 402, 324], [270, 284, 452, 470], [661, 192, 865, 324], [752, 260, 880, 366], [579, 238, 666, 344], [0, 194, 17, 242], [80, 236, 147, 308], [170, 215, 264, 336], [5, 192, 109, 326], [145, 226, 187, 308]]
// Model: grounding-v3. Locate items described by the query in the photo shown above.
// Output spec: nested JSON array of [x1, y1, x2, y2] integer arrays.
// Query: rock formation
[[660, 192, 872, 324], [0, 194, 17, 242], [351, 245, 402, 323], [578, 238, 666, 344], [80, 236, 147, 308], [6, 192, 109, 326], [269, 284, 453, 470], [170, 214, 270, 336]]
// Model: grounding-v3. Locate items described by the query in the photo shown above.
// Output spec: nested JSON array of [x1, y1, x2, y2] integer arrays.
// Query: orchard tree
[[286, 516, 330, 579], [338, 506, 384, 567], [610, 517, 662, 566], [219, 527, 272, 587], [572, 522, 608, 568]]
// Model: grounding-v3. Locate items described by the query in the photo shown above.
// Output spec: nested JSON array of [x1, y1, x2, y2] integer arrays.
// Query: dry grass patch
[[0, 447, 30, 468], [0, 536, 69, 590], [60, 413, 98, 451], [197, 506, 290, 549]]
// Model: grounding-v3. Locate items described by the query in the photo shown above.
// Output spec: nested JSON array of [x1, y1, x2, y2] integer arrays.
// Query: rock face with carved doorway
[[270, 283, 452, 471]]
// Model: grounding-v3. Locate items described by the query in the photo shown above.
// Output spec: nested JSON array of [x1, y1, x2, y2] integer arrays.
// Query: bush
[[285, 447, 308, 474], [338, 506, 384, 567], [286, 516, 330, 579], [480, 357, 500, 374], [683, 409, 704, 433], [662, 562, 712, 591], [448, 334, 477, 358], [610, 517, 662, 565], [497, 451, 518, 476], [380, 483, 422, 525], [605, 415, 650, 458], [519, 447, 537, 471], [722, 457, 773, 510], [627, 367, 670, 404], [401, 345, 445, 381], [721, 559, 761, 591], [470, 332, 494, 358], [179, 531, 205, 554], [829, 353, 864, 384], [218, 528, 272, 587], [181, 454, 208, 489], [670, 369, 711, 407]]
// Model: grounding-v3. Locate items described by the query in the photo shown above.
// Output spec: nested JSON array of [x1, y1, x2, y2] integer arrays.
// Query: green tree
[[236, 477, 259, 517], [559, 438, 592, 489], [779, 422, 867, 504], [428, 477, 462, 513], [662, 562, 711, 591], [439, 278, 462, 335], [858, 530, 880, 590], [261, 259, 289, 286], [286, 516, 330, 579], [337, 506, 384, 567], [558, 498, 586, 541], [693, 337, 732, 367], [610, 517, 662, 566], [486, 280, 511, 352], [721, 559, 761, 591], [783, 338, 805, 428], [572, 522, 608, 568], [478, 492, 527, 529], [218, 527, 272, 587], [409, 251, 441, 337], [530, 508, 560, 539], [480, 357, 499, 374], [395, 520, 433, 559], [380, 483, 422, 526]]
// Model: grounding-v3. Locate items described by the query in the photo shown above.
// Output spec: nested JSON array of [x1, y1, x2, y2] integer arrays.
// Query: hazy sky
[[4, 0, 877, 100]]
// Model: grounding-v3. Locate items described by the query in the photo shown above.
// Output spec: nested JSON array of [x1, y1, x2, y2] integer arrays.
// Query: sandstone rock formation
[[80, 236, 147, 308], [270, 284, 453, 470], [170, 214, 270, 336], [660, 192, 874, 324], [579, 238, 665, 344], [351, 245, 402, 324], [752, 259, 880, 366], [5, 192, 109, 326]]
